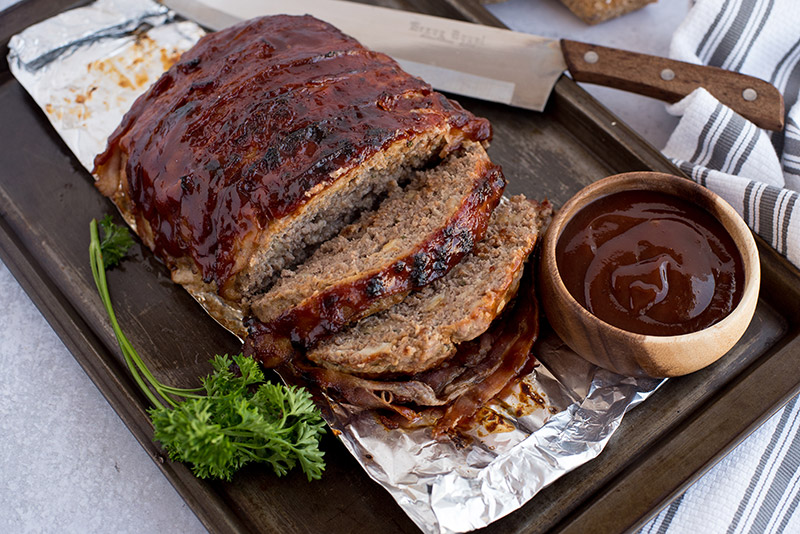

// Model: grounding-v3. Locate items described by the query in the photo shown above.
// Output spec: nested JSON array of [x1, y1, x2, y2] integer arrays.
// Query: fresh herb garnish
[[98, 214, 135, 268], [89, 218, 326, 481]]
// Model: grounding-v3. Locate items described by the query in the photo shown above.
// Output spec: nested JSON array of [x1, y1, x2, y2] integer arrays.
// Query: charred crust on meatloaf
[[410, 253, 431, 287], [365, 276, 387, 298]]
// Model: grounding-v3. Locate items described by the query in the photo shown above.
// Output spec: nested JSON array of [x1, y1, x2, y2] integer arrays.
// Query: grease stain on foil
[[8, 0, 204, 172]]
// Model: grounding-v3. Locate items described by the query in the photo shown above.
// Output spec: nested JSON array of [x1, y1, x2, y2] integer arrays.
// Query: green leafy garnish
[[89, 218, 326, 481], [98, 214, 135, 268]]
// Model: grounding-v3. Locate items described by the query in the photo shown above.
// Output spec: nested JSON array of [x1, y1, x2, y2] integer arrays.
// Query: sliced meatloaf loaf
[[245, 142, 504, 362], [92, 14, 492, 333], [305, 196, 552, 377]]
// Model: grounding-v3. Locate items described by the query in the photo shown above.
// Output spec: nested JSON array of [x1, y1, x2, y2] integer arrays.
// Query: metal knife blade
[[161, 0, 566, 112], [160, 0, 785, 130]]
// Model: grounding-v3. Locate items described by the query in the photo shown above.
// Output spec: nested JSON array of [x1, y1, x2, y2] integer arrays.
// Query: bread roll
[[558, 0, 658, 24]]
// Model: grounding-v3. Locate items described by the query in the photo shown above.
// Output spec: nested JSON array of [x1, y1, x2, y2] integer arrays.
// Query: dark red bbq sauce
[[93, 15, 491, 292], [555, 190, 744, 336]]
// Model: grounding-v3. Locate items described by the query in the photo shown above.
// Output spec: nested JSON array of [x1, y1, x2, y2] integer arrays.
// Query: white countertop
[[1, 0, 780, 532]]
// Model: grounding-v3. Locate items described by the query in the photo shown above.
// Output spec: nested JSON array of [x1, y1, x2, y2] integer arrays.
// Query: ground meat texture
[[305, 196, 552, 377], [245, 142, 505, 364]]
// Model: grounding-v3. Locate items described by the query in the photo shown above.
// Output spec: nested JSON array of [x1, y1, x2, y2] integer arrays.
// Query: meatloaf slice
[[245, 142, 505, 364], [305, 196, 552, 377], [92, 14, 491, 331]]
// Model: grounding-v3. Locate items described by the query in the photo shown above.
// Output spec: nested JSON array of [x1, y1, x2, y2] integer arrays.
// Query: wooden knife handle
[[560, 39, 785, 131]]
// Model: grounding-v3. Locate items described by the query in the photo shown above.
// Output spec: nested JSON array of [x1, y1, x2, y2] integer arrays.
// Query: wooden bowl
[[539, 172, 760, 378]]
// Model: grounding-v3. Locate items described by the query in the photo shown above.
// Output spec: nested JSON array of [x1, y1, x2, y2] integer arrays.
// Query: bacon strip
[[280, 266, 539, 437], [432, 272, 539, 438]]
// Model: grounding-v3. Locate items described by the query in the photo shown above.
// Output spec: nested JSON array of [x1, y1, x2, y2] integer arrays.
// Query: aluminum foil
[[7, 2, 664, 532], [7, 0, 204, 171]]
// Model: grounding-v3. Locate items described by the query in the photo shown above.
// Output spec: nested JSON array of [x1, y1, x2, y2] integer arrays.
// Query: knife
[[161, 0, 785, 131]]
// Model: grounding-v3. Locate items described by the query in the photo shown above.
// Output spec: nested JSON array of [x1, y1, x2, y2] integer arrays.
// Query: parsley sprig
[[89, 218, 326, 481], [97, 214, 135, 268]]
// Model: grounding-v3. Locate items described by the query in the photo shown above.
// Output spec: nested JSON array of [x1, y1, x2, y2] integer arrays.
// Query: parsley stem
[[158, 385, 204, 395], [90, 219, 166, 410], [89, 218, 325, 481]]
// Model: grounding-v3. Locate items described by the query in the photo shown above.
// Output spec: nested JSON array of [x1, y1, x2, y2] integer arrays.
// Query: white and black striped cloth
[[662, 0, 800, 268], [643, 1, 800, 532], [642, 397, 800, 533]]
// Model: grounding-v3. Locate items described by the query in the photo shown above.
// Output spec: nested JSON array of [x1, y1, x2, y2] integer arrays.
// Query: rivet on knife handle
[[560, 39, 785, 131]]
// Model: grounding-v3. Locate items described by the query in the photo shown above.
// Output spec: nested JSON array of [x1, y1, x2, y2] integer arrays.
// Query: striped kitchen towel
[[641, 397, 800, 534], [642, 1, 800, 532], [661, 0, 800, 269]]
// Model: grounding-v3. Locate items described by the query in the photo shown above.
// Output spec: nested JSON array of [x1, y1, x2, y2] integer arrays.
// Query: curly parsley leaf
[[151, 355, 326, 481], [98, 214, 135, 268], [89, 218, 326, 481]]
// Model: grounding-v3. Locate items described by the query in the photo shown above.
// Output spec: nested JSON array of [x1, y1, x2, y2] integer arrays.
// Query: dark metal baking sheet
[[1, 0, 798, 533]]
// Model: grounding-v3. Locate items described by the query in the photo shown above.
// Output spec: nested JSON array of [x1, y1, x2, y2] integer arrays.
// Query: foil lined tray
[[7, 1, 663, 532]]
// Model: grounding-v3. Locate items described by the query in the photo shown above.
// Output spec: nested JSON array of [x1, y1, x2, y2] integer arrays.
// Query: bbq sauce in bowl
[[555, 190, 745, 336], [540, 172, 760, 377]]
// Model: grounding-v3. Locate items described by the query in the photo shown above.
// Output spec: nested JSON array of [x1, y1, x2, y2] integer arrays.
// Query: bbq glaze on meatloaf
[[92, 15, 492, 332]]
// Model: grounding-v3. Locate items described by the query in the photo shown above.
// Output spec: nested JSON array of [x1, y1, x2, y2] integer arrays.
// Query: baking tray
[[1, 0, 799, 532]]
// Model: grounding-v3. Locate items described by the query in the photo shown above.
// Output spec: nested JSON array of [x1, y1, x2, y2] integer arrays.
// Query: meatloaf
[[306, 197, 552, 377], [246, 141, 504, 360], [92, 14, 492, 334]]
